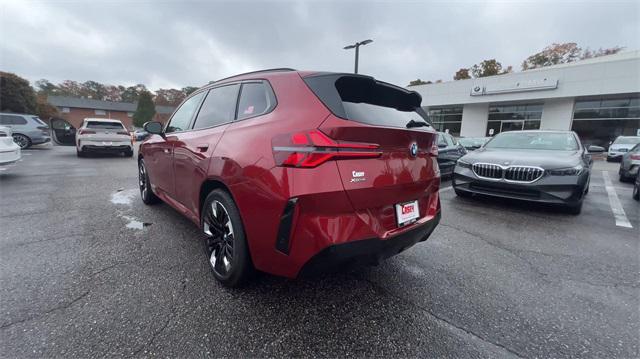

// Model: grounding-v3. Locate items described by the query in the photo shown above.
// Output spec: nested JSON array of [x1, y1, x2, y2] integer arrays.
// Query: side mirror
[[587, 145, 605, 153], [143, 121, 164, 138]]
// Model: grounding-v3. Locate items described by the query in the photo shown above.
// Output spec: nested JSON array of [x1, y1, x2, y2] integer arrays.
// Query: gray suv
[[0, 113, 51, 148]]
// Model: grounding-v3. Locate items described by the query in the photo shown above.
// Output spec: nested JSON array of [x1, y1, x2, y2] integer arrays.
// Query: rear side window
[[193, 84, 239, 130], [86, 121, 124, 129], [303, 74, 428, 128], [237, 82, 276, 120], [32, 117, 47, 126], [0, 114, 27, 125]]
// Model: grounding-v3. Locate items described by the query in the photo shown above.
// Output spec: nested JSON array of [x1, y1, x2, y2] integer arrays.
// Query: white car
[[76, 118, 133, 157], [0, 126, 21, 166], [607, 135, 640, 162]]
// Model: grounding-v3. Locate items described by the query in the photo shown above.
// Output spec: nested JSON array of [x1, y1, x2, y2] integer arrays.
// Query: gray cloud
[[1, 0, 638, 90]]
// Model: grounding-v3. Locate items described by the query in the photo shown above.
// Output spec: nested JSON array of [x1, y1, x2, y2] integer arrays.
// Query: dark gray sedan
[[452, 130, 602, 214]]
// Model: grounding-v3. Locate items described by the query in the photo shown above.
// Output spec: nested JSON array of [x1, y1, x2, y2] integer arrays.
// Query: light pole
[[343, 39, 373, 74]]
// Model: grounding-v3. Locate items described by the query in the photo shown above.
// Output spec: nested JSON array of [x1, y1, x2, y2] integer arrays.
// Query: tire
[[201, 189, 253, 287], [12, 134, 31, 149], [584, 177, 590, 195], [566, 201, 583, 215], [633, 182, 639, 201], [76, 149, 85, 158], [124, 150, 134, 157], [138, 159, 160, 205]]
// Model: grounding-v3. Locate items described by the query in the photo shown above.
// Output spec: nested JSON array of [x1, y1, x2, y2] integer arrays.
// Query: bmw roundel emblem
[[410, 143, 418, 157]]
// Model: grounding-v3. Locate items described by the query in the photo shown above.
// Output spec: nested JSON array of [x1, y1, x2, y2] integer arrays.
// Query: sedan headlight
[[547, 164, 583, 176], [456, 159, 472, 169]]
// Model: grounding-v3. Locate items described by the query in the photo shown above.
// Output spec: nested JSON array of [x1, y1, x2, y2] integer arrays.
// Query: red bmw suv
[[139, 69, 441, 286]]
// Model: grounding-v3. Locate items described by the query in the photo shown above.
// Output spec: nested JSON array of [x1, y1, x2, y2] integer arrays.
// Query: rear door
[[303, 74, 439, 237], [173, 83, 240, 215]]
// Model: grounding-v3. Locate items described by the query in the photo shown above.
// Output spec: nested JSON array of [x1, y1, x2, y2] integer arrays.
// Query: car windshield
[[459, 137, 488, 147], [86, 121, 124, 129], [612, 136, 640, 145], [485, 132, 579, 151]]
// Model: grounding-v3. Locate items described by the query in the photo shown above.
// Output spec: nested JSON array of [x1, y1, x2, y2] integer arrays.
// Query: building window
[[95, 109, 106, 115], [61, 107, 70, 113], [571, 94, 640, 147], [427, 106, 462, 136], [486, 103, 543, 136], [127, 112, 134, 117]]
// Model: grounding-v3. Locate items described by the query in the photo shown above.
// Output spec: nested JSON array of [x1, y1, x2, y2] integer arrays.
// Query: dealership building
[[411, 50, 640, 147]]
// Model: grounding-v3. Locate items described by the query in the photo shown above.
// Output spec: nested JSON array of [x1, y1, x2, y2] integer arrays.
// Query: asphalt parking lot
[[1, 145, 638, 358]]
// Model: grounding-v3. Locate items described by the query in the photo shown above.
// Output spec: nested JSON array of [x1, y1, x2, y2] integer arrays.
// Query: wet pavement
[[1, 145, 638, 358]]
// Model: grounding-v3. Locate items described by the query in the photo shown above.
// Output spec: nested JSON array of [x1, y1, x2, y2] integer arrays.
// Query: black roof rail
[[212, 68, 297, 84]]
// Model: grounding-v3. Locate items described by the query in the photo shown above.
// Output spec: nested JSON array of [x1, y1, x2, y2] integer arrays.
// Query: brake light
[[630, 154, 640, 160], [79, 129, 96, 135], [272, 130, 381, 168]]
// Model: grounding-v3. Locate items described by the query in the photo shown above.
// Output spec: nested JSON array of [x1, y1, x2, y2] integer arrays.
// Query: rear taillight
[[79, 129, 96, 135], [272, 130, 381, 168], [630, 154, 640, 160]]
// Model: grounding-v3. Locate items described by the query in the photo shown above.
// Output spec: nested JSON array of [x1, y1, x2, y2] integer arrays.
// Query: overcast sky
[[1, 0, 638, 91]]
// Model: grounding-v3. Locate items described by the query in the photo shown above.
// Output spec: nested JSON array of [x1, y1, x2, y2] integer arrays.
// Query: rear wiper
[[406, 119, 431, 128]]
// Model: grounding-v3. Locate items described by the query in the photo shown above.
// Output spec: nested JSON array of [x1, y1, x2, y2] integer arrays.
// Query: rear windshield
[[612, 136, 640, 145], [86, 121, 124, 130], [485, 132, 579, 151], [303, 74, 429, 128]]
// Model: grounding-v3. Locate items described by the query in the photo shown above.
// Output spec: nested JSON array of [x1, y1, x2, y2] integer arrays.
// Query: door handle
[[196, 144, 209, 152]]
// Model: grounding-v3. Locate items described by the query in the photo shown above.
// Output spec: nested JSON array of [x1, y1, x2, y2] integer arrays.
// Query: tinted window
[[237, 82, 275, 120], [166, 92, 205, 133], [304, 74, 429, 129], [485, 132, 579, 151], [193, 85, 239, 129], [0, 114, 27, 125], [86, 121, 124, 129]]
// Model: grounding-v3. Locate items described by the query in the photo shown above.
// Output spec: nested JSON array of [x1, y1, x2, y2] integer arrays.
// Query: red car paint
[[140, 70, 440, 278]]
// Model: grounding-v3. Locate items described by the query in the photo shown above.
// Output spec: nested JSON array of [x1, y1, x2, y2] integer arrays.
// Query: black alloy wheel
[[139, 159, 159, 204], [201, 190, 252, 287]]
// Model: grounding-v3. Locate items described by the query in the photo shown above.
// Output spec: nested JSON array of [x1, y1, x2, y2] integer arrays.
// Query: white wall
[[460, 103, 489, 137], [540, 98, 575, 131], [412, 51, 640, 107]]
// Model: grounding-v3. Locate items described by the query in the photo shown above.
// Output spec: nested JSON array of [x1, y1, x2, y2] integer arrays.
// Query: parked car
[[618, 143, 640, 182], [436, 132, 467, 177], [453, 130, 604, 214], [607, 136, 640, 162], [458, 137, 490, 151], [76, 118, 133, 157], [0, 112, 51, 149], [633, 172, 639, 201], [133, 129, 150, 141], [0, 126, 21, 166], [138, 69, 441, 286]]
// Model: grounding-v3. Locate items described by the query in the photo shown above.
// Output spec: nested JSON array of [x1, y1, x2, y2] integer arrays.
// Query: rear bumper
[[80, 140, 132, 153], [0, 147, 21, 165], [607, 153, 624, 161], [298, 211, 440, 277], [453, 166, 587, 205]]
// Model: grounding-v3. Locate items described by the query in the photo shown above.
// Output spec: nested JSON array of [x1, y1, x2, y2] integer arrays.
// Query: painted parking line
[[602, 171, 632, 228]]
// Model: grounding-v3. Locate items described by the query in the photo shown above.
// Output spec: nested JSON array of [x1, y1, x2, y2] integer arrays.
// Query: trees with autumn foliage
[[521, 43, 624, 70]]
